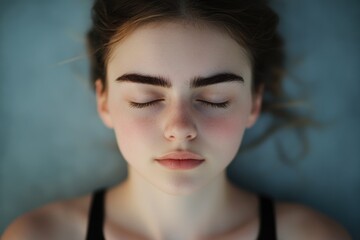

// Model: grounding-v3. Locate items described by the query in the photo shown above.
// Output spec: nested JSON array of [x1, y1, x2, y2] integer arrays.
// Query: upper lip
[[156, 151, 204, 160]]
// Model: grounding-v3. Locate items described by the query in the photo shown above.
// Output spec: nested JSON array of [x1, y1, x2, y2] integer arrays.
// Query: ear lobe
[[246, 85, 264, 128], [95, 80, 114, 128]]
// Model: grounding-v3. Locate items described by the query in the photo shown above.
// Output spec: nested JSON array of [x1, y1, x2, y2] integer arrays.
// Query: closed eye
[[197, 100, 230, 108], [129, 100, 230, 109], [129, 100, 164, 108]]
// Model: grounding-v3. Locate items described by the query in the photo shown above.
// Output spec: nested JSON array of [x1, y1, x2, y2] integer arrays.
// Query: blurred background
[[0, 0, 359, 238]]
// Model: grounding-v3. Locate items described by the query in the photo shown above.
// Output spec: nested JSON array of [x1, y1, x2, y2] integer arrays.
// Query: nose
[[163, 105, 197, 142]]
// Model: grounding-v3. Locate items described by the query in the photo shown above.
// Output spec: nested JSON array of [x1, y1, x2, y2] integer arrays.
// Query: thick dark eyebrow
[[190, 73, 244, 88], [115, 72, 244, 88], [116, 74, 171, 88]]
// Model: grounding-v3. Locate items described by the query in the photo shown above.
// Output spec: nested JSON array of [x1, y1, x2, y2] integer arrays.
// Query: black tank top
[[86, 189, 277, 240]]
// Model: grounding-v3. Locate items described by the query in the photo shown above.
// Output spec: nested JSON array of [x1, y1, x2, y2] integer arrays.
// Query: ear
[[246, 85, 264, 128], [95, 80, 114, 128]]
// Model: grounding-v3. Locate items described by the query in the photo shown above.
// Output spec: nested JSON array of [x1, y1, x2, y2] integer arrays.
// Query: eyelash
[[129, 100, 163, 108], [197, 100, 230, 108], [129, 100, 230, 109]]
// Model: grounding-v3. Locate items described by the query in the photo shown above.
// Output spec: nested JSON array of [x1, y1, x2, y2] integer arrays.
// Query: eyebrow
[[115, 72, 244, 88]]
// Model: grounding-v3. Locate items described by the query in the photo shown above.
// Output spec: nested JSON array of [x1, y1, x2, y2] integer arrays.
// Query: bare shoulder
[[1, 194, 92, 240], [276, 201, 352, 240]]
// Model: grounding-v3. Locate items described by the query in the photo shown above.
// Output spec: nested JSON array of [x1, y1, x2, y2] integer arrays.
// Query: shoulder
[[1, 194, 92, 240], [275, 201, 352, 240]]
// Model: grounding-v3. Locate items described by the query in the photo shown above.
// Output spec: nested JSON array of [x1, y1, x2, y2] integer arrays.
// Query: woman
[[2, 0, 351, 239]]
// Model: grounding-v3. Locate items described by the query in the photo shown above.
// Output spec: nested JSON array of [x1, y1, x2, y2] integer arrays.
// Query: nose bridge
[[163, 100, 197, 141]]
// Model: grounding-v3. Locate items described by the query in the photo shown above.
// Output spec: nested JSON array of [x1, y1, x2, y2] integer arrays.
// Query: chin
[[153, 176, 207, 196]]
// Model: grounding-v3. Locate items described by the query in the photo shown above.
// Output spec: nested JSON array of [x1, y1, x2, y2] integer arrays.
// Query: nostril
[[186, 134, 195, 140], [163, 112, 198, 141], [164, 129, 197, 141]]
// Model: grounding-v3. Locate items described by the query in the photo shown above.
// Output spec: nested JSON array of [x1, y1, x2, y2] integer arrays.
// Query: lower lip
[[155, 159, 204, 170]]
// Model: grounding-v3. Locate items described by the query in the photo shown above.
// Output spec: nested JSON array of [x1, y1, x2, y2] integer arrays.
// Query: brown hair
[[86, 0, 313, 157]]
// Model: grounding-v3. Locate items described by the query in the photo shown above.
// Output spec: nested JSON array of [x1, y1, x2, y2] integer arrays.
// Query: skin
[[97, 21, 261, 239], [102, 22, 258, 198], [2, 22, 352, 240]]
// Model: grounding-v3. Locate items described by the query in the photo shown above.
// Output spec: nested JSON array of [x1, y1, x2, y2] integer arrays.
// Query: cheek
[[200, 114, 246, 169], [112, 114, 158, 159], [201, 113, 247, 143]]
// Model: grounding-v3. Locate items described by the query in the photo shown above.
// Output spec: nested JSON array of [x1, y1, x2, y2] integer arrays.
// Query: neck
[[116, 167, 241, 240]]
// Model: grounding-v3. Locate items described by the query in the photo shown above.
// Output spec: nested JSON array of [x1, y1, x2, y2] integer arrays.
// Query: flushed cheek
[[200, 115, 246, 162], [202, 117, 246, 173], [113, 116, 159, 160], [202, 115, 245, 141]]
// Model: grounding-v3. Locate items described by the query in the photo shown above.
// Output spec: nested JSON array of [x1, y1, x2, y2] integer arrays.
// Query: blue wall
[[1, 0, 359, 238]]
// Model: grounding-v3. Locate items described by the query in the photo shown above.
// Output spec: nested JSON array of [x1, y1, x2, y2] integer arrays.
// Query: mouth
[[155, 151, 205, 170]]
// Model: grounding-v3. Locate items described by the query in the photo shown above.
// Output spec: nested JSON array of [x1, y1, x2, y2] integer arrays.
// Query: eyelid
[[197, 100, 230, 108], [129, 99, 230, 109], [129, 99, 164, 108]]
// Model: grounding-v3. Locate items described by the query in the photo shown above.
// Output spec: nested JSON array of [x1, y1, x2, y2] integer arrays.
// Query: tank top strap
[[257, 195, 277, 240], [85, 189, 277, 240], [85, 188, 106, 240]]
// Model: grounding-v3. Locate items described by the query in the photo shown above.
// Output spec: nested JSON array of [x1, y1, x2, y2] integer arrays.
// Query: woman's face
[[96, 22, 262, 195]]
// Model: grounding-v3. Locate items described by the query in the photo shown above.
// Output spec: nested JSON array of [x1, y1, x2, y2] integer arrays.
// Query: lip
[[156, 151, 204, 160], [155, 151, 205, 170]]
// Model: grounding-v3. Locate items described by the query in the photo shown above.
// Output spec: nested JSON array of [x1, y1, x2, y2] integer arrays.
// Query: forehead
[[107, 21, 252, 83]]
